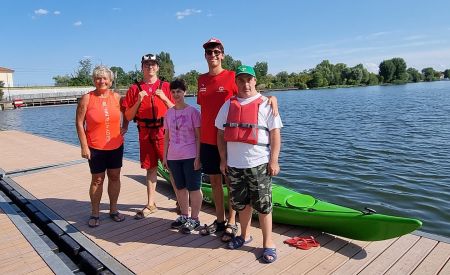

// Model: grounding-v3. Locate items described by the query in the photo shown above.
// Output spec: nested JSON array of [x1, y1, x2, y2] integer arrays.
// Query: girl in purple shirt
[[164, 79, 202, 234]]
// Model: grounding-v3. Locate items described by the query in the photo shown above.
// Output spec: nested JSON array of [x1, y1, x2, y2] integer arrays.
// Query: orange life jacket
[[223, 96, 269, 145], [134, 80, 168, 128]]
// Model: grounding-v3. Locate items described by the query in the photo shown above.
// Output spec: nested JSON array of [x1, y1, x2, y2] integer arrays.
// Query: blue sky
[[1, 0, 450, 86]]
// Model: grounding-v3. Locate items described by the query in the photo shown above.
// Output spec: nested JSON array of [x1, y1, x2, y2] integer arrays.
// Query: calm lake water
[[1, 81, 449, 238]]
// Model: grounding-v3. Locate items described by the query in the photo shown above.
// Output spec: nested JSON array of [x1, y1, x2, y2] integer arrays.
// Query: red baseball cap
[[203, 37, 223, 49]]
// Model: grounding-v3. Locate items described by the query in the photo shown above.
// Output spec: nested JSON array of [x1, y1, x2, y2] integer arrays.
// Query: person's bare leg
[[177, 188, 189, 216], [259, 212, 275, 248], [90, 172, 105, 216], [107, 168, 121, 213], [259, 212, 276, 262], [146, 167, 158, 207], [238, 205, 253, 240], [224, 176, 237, 224], [169, 173, 180, 204], [89, 172, 105, 226], [209, 174, 225, 222], [189, 189, 203, 219]]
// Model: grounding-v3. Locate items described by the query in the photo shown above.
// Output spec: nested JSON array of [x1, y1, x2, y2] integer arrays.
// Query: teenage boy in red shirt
[[122, 54, 174, 219]]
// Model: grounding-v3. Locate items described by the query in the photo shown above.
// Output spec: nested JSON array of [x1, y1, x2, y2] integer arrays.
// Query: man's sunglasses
[[205, 49, 222, 56]]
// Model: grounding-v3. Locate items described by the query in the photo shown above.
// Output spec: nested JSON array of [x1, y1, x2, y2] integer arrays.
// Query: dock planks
[[0, 209, 53, 275], [0, 130, 449, 274]]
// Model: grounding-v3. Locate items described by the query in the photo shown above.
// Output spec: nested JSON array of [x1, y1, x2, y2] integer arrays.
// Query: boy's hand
[[267, 160, 280, 176]]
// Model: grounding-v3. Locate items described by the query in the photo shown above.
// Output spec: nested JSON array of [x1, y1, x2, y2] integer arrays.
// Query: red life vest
[[223, 96, 269, 145], [134, 80, 169, 128]]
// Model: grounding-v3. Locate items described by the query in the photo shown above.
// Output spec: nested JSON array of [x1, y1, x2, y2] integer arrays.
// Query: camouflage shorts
[[227, 163, 272, 214]]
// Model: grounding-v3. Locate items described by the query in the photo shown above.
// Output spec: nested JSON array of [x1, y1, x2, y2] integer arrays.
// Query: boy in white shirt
[[215, 65, 282, 263]]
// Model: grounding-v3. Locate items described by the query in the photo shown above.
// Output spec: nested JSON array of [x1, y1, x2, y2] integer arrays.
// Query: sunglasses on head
[[205, 49, 222, 56], [142, 54, 157, 61]]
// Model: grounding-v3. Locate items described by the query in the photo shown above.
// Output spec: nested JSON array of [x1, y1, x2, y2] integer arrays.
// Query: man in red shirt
[[122, 54, 175, 219], [197, 38, 239, 241]]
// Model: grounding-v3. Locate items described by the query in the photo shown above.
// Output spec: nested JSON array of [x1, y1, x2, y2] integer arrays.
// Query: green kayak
[[157, 162, 422, 241]]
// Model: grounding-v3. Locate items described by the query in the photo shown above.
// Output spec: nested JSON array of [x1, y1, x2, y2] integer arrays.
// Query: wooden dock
[[0, 130, 449, 274]]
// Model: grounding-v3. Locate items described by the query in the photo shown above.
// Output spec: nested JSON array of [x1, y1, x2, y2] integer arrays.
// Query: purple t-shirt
[[164, 105, 201, 160]]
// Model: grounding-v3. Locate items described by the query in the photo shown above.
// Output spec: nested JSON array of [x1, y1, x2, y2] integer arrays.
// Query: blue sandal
[[262, 248, 277, 263], [227, 236, 253, 249]]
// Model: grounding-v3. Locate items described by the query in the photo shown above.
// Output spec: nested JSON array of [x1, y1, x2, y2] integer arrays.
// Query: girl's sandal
[[134, 204, 158, 220]]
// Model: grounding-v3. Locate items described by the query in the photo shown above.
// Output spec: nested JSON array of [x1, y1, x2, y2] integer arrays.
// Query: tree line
[[53, 53, 450, 94]]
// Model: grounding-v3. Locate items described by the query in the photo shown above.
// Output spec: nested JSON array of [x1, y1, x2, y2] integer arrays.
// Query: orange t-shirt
[[197, 70, 237, 145], [85, 91, 123, 150]]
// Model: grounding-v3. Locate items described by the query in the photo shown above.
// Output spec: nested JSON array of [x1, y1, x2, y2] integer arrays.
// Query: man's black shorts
[[200, 143, 221, 175]]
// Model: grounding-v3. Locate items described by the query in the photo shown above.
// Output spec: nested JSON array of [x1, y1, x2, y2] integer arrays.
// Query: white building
[[0, 67, 14, 87]]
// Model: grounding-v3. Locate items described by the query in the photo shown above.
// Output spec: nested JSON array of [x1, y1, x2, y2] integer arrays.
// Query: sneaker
[[171, 215, 187, 229], [180, 218, 201, 234]]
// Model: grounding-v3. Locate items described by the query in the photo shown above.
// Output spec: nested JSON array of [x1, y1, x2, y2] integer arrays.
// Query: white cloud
[[176, 9, 202, 20], [73, 21, 82, 27], [112, 7, 121, 11], [364, 63, 379, 73], [34, 9, 48, 16], [54, 11, 61, 15]]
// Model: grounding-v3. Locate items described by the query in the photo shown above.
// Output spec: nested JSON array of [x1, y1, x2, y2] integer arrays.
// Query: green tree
[[52, 58, 92, 86], [368, 73, 379, 85], [406, 68, 422, 82], [127, 68, 143, 83], [110, 66, 131, 88], [433, 71, 442, 80], [379, 59, 396, 83], [71, 59, 93, 86], [444, 69, 450, 79], [222, 55, 242, 71], [157, 52, 175, 81], [307, 71, 326, 88], [177, 70, 200, 94], [298, 70, 313, 86], [391, 57, 408, 83], [422, 67, 436, 81], [315, 60, 335, 85], [275, 71, 293, 87], [333, 63, 347, 85], [0, 81, 4, 101], [254, 61, 268, 87], [53, 75, 71, 86], [354, 64, 370, 84], [347, 66, 363, 85]]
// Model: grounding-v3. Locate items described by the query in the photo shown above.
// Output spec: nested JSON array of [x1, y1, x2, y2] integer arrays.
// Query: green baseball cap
[[235, 65, 256, 78]]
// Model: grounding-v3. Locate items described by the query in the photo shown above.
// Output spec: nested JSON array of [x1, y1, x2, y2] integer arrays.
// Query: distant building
[[0, 67, 14, 87]]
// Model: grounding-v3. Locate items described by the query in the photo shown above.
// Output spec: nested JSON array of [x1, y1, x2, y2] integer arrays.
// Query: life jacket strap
[[136, 117, 164, 128], [223, 122, 269, 132]]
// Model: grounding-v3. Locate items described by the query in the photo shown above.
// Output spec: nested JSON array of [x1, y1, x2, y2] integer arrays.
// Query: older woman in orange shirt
[[76, 65, 128, 227]]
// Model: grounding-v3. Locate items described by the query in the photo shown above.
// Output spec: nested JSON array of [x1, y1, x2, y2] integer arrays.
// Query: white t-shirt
[[215, 93, 283, 168]]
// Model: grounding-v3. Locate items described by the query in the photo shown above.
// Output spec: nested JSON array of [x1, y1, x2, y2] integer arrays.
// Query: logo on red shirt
[[217, 86, 225, 92]]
